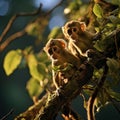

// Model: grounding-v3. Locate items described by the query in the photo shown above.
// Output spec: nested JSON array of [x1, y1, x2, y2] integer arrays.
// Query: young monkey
[[62, 20, 97, 58], [44, 38, 81, 89]]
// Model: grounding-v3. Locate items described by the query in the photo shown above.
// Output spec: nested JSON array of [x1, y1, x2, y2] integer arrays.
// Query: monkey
[[62, 20, 98, 58], [44, 38, 81, 89]]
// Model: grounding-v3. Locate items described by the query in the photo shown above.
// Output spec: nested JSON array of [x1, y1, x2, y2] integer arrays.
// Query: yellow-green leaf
[[3, 49, 22, 76], [93, 4, 103, 18], [37, 63, 46, 76], [28, 54, 43, 81], [26, 78, 43, 98], [48, 27, 61, 39]]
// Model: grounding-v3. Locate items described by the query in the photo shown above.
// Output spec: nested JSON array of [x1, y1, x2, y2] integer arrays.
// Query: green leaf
[[94, 40, 105, 52], [25, 23, 40, 37], [36, 52, 51, 66], [26, 78, 44, 98], [28, 54, 44, 81], [52, 65, 61, 71], [111, 0, 120, 6], [107, 58, 120, 72], [93, 4, 103, 18], [98, 89, 109, 105], [108, 15, 120, 24], [110, 91, 120, 101], [37, 63, 46, 76], [3, 49, 22, 76], [48, 27, 61, 39]]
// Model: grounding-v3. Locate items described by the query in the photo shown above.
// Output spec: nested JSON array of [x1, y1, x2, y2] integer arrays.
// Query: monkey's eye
[[72, 27, 77, 32], [48, 49, 53, 55], [67, 29, 72, 35], [52, 46, 58, 52], [50, 40, 55, 46], [52, 46, 60, 54]]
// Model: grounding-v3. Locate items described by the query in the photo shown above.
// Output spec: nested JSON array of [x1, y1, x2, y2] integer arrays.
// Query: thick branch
[[15, 62, 93, 120], [38, 62, 93, 120]]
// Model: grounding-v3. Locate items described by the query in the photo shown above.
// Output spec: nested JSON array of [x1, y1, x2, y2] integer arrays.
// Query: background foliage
[[0, 0, 120, 120]]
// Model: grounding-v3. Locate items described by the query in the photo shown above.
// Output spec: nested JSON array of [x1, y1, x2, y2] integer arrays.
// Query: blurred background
[[0, 0, 67, 119], [0, 0, 120, 120]]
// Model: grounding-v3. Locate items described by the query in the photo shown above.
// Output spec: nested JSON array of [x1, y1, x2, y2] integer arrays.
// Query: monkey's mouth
[[52, 54, 58, 59]]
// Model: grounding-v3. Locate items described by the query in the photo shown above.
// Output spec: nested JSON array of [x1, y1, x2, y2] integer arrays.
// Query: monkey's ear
[[59, 39, 67, 48], [43, 38, 52, 52], [80, 22, 86, 32], [43, 46, 47, 53]]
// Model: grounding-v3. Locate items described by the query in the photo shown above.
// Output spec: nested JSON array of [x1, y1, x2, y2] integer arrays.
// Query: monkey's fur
[[62, 20, 96, 58], [44, 38, 81, 89]]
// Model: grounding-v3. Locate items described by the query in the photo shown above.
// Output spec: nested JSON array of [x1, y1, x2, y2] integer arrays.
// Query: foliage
[[3, 49, 22, 75], [1, 0, 120, 120]]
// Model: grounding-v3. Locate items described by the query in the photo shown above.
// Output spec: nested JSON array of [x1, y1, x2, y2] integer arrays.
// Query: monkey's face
[[62, 20, 86, 42], [44, 39, 66, 60], [48, 46, 60, 60]]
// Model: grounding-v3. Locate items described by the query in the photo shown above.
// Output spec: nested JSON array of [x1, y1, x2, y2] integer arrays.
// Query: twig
[[44, 0, 64, 17], [105, 89, 120, 115], [62, 104, 82, 120], [14, 95, 47, 120], [0, 30, 26, 52], [0, 109, 14, 120], [87, 64, 108, 120], [0, 4, 42, 43], [114, 31, 120, 60]]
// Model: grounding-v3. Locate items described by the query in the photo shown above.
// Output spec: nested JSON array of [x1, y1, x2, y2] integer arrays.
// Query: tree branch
[[15, 62, 93, 120], [14, 94, 47, 120], [0, 109, 14, 120], [0, 0, 64, 53], [87, 64, 108, 120], [44, 0, 64, 17], [38, 62, 93, 120], [61, 105, 82, 120], [105, 89, 120, 115], [0, 30, 26, 52], [0, 4, 42, 43]]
